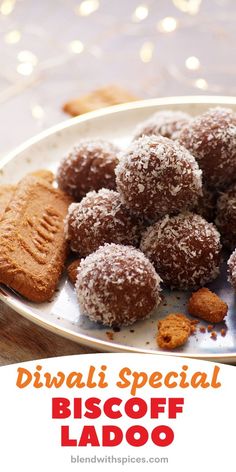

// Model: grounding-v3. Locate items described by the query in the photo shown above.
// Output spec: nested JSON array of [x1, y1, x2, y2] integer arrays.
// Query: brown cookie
[[63, 85, 138, 116], [188, 287, 228, 323], [0, 185, 16, 220], [157, 313, 191, 350], [67, 258, 81, 284], [0, 175, 72, 302], [30, 169, 54, 184]]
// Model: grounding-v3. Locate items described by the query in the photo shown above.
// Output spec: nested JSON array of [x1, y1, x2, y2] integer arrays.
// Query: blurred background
[[0, 0, 235, 154]]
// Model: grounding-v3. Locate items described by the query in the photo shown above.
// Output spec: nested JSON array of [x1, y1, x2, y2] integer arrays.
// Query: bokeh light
[[157, 16, 178, 33]]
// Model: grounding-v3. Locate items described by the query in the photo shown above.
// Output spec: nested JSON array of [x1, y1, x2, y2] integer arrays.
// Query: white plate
[[1, 96, 236, 362]]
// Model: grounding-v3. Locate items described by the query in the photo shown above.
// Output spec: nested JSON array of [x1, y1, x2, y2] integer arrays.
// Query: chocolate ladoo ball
[[193, 185, 217, 222], [57, 139, 119, 200], [116, 135, 202, 221], [75, 243, 162, 327], [215, 184, 236, 250], [140, 212, 221, 290], [179, 107, 236, 189], [228, 249, 236, 290], [65, 189, 143, 256], [134, 110, 191, 140]]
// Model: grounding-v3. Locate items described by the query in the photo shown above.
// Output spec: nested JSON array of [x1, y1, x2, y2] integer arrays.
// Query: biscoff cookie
[[67, 259, 81, 285], [157, 313, 191, 350], [0, 185, 16, 220], [0, 175, 71, 302], [63, 85, 138, 116], [30, 169, 54, 184], [188, 287, 228, 323], [0, 172, 54, 222]]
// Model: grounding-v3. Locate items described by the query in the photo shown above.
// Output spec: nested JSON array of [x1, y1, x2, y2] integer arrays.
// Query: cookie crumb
[[190, 325, 197, 335], [106, 331, 114, 341], [207, 324, 214, 332], [221, 328, 227, 337], [210, 331, 217, 340], [199, 325, 206, 333], [190, 319, 199, 335]]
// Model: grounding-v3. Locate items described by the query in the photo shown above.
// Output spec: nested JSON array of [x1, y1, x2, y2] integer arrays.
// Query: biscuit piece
[[188, 287, 228, 323], [0, 185, 16, 220], [63, 85, 138, 116], [67, 259, 81, 285], [30, 169, 54, 184], [0, 175, 71, 302], [157, 313, 191, 350]]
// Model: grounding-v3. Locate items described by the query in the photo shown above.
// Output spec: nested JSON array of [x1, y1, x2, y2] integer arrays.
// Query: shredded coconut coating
[[140, 212, 221, 290], [228, 249, 236, 290], [65, 189, 144, 256], [116, 135, 202, 221], [75, 243, 162, 327], [179, 107, 236, 189], [193, 185, 217, 222], [57, 139, 119, 200], [215, 184, 236, 250], [134, 110, 191, 141]]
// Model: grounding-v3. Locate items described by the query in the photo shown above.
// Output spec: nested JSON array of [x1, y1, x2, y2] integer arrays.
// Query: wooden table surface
[[0, 300, 96, 366]]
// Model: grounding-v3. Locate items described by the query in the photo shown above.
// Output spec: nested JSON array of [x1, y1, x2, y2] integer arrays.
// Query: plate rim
[[0, 286, 234, 362], [1, 95, 236, 361], [2, 94, 236, 170]]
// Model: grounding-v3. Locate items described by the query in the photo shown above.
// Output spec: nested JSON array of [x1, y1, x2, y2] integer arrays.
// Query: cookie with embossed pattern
[[63, 85, 138, 116], [30, 169, 54, 185], [0, 175, 71, 302], [0, 185, 16, 220]]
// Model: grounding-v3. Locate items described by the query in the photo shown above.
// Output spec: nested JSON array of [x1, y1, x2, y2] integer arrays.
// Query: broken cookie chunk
[[67, 258, 81, 285], [157, 313, 191, 350], [188, 287, 228, 323]]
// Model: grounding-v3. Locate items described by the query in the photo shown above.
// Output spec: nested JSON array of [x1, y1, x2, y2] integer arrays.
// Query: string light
[[0, 0, 15, 15], [157, 17, 178, 33], [31, 105, 44, 120], [139, 41, 154, 63], [69, 40, 84, 54], [194, 78, 208, 90], [16, 50, 38, 76], [17, 63, 34, 76], [4, 29, 21, 44], [17, 50, 38, 66], [132, 4, 149, 22], [185, 56, 200, 70], [75, 0, 99, 16], [172, 0, 202, 15]]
